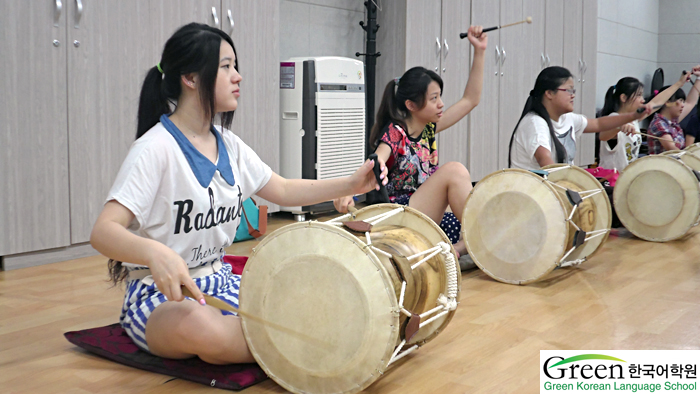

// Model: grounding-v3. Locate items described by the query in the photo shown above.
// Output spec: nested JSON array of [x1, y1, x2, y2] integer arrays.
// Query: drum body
[[613, 155, 700, 242], [461, 166, 611, 285], [684, 142, 700, 156], [667, 150, 700, 172], [240, 204, 460, 394]]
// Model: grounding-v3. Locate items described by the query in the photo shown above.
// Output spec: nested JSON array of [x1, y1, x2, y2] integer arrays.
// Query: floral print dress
[[379, 121, 439, 202]]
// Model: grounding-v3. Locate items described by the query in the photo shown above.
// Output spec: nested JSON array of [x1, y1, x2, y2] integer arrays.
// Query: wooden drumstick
[[460, 16, 532, 38], [627, 129, 669, 141], [181, 287, 335, 350]]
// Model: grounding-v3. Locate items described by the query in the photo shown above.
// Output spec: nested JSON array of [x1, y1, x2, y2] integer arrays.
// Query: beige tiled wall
[[279, 0, 366, 61], [596, 0, 660, 109], [658, 0, 700, 95]]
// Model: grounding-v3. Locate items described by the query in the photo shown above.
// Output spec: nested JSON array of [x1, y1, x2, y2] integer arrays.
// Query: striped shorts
[[120, 263, 241, 353]]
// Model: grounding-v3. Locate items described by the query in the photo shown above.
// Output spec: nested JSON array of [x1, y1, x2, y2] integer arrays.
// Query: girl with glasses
[[508, 66, 652, 170]]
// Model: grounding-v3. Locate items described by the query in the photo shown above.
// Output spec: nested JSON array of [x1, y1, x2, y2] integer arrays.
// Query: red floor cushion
[[64, 256, 267, 391]]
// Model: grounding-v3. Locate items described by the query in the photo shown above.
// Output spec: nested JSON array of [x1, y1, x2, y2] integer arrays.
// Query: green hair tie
[[156, 63, 164, 74]]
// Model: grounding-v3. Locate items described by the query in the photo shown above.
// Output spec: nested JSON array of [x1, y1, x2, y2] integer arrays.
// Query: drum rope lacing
[[388, 242, 459, 366], [543, 169, 610, 268], [329, 207, 460, 366]]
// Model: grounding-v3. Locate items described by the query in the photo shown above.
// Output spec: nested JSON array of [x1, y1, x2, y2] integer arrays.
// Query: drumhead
[[241, 222, 399, 394], [461, 169, 569, 285], [542, 164, 612, 263], [351, 204, 460, 346], [613, 155, 700, 242]]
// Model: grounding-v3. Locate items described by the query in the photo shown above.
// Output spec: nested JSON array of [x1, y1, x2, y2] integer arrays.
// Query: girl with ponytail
[[598, 72, 691, 170], [509, 66, 653, 170], [90, 23, 386, 364], [335, 25, 488, 261]]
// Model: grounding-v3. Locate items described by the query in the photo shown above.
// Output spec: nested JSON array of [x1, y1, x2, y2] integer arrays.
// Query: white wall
[[658, 0, 700, 95], [596, 0, 659, 110], [279, 0, 366, 61]]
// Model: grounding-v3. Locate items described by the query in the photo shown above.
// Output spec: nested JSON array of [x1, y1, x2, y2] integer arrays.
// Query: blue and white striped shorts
[[119, 264, 241, 352]]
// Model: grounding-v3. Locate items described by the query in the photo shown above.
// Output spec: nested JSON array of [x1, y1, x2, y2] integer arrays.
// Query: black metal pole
[[357, 1, 380, 158]]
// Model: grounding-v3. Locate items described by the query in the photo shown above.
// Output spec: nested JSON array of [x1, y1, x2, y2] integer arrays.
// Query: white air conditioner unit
[[279, 56, 366, 220]]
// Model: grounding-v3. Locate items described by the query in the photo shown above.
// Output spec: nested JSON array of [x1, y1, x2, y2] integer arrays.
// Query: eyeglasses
[[557, 88, 576, 95]]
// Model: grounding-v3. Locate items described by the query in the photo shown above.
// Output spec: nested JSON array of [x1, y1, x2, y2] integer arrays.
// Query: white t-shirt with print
[[598, 113, 641, 171], [510, 112, 588, 170], [107, 121, 272, 269]]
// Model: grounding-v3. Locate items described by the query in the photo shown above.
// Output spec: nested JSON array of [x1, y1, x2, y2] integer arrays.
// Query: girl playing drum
[[334, 26, 488, 261], [508, 66, 652, 171], [90, 23, 386, 364]]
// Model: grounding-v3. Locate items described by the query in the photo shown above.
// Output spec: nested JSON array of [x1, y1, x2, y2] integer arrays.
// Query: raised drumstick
[[460, 16, 532, 39]]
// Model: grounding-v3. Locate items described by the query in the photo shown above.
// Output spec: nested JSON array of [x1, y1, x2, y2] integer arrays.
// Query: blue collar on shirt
[[160, 114, 235, 188]]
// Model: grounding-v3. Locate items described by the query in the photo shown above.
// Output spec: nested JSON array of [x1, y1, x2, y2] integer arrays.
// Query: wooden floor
[[2, 211, 700, 394]]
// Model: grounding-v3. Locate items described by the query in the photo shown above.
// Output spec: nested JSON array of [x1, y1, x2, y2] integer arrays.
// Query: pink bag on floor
[[585, 167, 619, 187]]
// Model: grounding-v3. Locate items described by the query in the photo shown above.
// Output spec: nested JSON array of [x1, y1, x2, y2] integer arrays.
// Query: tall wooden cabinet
[[0, 1, 70, 256], [1, 0, 279, 267]]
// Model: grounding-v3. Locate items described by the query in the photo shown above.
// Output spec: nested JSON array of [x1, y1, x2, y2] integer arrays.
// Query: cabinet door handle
[[541, 53, 545, 69], [501, 47, 506, 76], [495, 46, 500, 75], [442, 39, 449, 73], [211, 6, 219, 26], [54, 0, 62, 27], [74, 0, 82, 29], [546, 54, 550, 67], [582, 60, 587, 82], [435, 37, 441, 72], [578, 59, 583, 82], [227, 9, 234, 31]]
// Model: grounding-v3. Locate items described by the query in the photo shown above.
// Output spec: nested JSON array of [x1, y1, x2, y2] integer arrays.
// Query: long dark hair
[[136, 22, 238, 139], [109, 23, 238, 285], [508, 66, 573, 167], [369, 66, 443, 149], [601, 77, 643, 116], [652, 85, 687, 118]]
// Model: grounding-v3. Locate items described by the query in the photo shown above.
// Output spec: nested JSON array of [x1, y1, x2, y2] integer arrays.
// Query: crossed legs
[[145, 300, 254, 364]]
